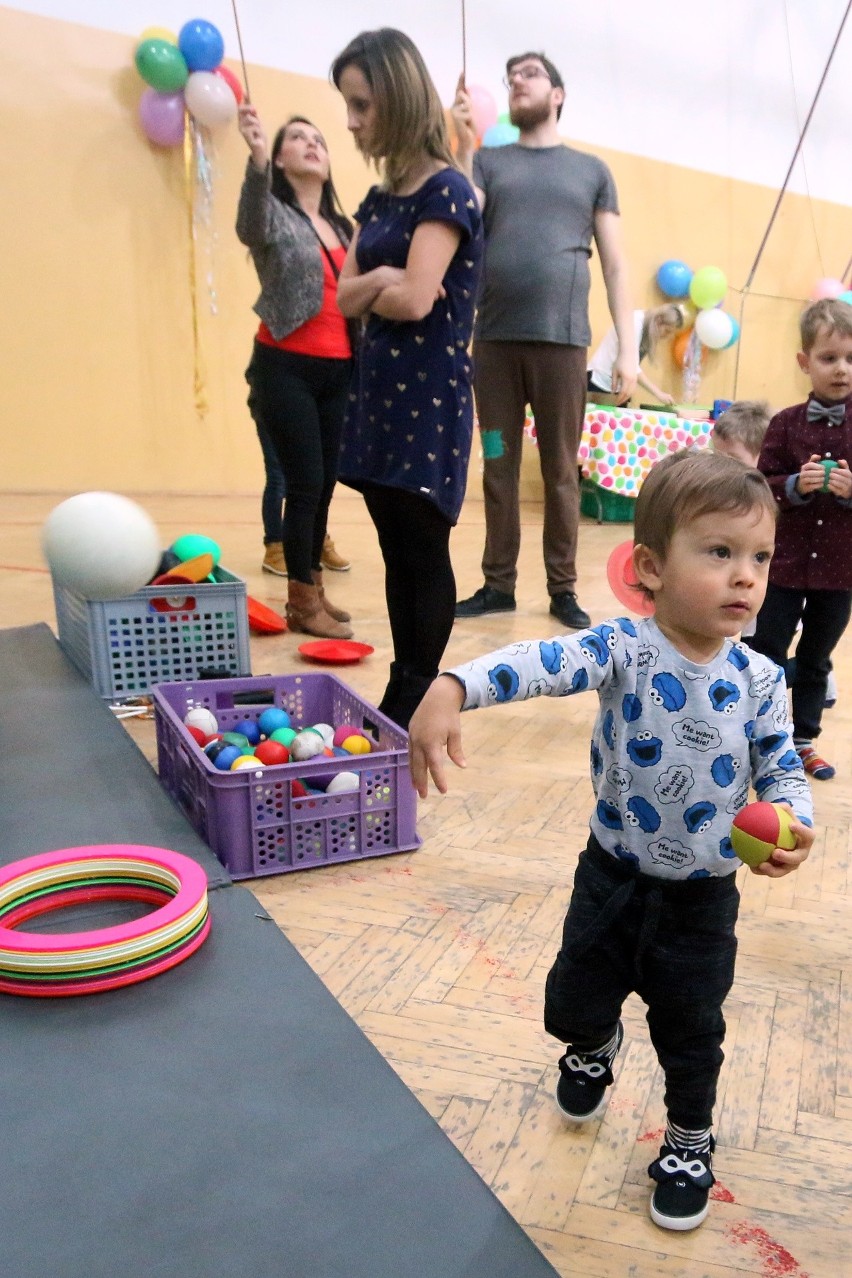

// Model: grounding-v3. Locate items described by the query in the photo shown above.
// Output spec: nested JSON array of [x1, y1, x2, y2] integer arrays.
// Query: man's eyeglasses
[[502, 66, 552, 88]]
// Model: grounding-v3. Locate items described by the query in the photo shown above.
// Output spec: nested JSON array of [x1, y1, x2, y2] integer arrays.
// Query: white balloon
[[185, 71, 237, 129], [42, 492, 161, 600], [695, 308, 734, 350]]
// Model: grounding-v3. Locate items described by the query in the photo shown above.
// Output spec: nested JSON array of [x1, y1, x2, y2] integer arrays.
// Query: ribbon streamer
[[184, 120, 210, 419]]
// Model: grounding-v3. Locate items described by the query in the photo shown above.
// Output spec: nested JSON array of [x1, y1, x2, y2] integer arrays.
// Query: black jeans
[[247, 342, 353, 583], [545, 837, 739, 1130], [750, 582, 852, 740], [255, 421, 286, 545]]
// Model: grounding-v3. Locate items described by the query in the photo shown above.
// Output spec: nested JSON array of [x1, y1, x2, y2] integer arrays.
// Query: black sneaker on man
[[648, 1139, 715, 1231], [555, 1022, 623, 1122], [455, 585, 516, 618], [549, 591, 591, 629]]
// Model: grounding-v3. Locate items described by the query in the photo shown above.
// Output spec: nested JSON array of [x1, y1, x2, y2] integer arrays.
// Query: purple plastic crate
[[153, 672, 420, 879]]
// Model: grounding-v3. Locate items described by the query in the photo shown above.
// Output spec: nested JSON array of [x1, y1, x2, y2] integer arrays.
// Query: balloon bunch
[[656, 260, 740, 379], [465, 84, 519, 148], [135, 19, 242, 147], [810, 277, 852, 305]]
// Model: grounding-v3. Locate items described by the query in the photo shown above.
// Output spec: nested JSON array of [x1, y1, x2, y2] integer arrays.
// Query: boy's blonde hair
[[800, 298, 852, 353], [712, 400, 771, 458], [635, 449, 776, 563]]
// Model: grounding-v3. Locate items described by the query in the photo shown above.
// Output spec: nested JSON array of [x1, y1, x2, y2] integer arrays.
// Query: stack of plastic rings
[[0, 845, 211, 997]]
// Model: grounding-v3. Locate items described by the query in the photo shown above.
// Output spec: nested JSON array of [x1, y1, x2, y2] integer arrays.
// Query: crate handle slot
[[149, 594, 196, 614]]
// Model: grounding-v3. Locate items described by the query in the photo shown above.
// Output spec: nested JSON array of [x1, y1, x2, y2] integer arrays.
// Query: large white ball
[[42, 492, 161, 600]]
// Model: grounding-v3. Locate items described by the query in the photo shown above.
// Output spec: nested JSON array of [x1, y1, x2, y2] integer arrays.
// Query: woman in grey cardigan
[[237, 104, 355, 638]]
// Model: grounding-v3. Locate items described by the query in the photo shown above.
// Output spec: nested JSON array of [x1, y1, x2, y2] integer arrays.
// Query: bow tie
[[807, 400, 846, 426]]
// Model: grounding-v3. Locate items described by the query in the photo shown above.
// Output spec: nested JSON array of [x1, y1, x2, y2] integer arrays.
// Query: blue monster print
[[487, 663, 519, 703], [622, 693, 642, 722], [596, 799, 623, 830], [719, 835, 737, 859], [684, 800, 717, 834], [757, 699, 773, 718], [590, 741, 604, 776], [776, 748, 801, 772], [617, 618, 637, 637], [602, 710, 616, 750], [578, 632, 611, 667], [570, 668, 589, 693], [649, 672, 687, 712], [727, 646, 750, 671], [688, 868, 715, 879], [743, 719, 756, 740], [710, 754, 739, 787], [613, 843, 640, 868], [625, 796, 661, 833], [754, 775, 775, 797], [596, 624, 619, 651], [756, 732, 786, 757], [709, 680, 741, 714], [626, 732, 663, 767], [539, 640, 567, 675]]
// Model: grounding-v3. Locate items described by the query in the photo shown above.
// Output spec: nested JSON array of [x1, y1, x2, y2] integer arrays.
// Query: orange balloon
[[672, 328, 693, 369]]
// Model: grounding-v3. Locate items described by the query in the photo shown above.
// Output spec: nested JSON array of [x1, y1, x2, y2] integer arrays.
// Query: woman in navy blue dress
[[332, 29, 483, 727]]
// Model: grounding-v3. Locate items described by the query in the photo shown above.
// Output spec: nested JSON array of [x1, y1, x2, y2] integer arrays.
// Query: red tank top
[[256, 246, 351, 359]]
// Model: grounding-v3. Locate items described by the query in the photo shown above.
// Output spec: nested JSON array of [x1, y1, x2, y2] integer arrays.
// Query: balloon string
[[230, 0, 251, 101], [461, 0, 467, 81], [184, 122, 209, 419]]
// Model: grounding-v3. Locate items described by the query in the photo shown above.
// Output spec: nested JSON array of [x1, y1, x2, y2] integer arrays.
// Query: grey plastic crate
[[53, 568, 251, 700]]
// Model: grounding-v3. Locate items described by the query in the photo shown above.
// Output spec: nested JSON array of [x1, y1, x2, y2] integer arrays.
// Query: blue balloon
[[839, 290, 852, 305], [482, 121, 520, 147], [723, 315, 741, 348], [178, 19, 225, 72], [656, 259, 693, 298]]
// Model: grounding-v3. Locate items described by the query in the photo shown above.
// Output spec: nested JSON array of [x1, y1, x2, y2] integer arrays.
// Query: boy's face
[[634, 506, 775, 662], [797, 326, 852, 402], [711, 431, 760, 468]]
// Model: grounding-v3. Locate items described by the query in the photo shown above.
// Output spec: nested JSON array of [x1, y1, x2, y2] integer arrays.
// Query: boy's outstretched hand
[[408, 675, 467, 798], [751, 818, 815, 878]]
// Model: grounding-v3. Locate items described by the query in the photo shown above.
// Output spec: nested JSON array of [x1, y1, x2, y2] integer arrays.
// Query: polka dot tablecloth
[[524, 407, 713, 500]]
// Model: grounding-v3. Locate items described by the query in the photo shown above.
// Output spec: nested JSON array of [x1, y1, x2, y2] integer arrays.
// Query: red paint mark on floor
[[637, 1127, 665, 1144], [0, 563, 50, 574], [726, 1222, 808, 1277], [711, 1180, 736, 1203]]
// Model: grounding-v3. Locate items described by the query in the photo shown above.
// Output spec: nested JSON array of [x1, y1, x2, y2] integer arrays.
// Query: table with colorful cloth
[[577, 406, 713, 505]]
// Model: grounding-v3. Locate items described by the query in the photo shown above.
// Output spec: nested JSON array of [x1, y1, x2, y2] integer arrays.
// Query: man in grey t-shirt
[[452, 52, 637, 630]]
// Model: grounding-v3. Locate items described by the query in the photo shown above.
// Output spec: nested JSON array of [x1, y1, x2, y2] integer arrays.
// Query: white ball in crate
[[310, 722, 335, 747], [326, 771, 360, 795], [289, 728, 326, 761], [42, 491, 161, 600], [184, 707, 218, 736]]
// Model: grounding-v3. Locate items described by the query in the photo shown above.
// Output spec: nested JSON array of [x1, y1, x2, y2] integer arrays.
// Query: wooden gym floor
[[2, 484, 851, 1278]]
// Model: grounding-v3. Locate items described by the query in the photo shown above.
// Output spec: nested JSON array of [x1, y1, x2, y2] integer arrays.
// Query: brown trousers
[[473, 340, 587, 596]]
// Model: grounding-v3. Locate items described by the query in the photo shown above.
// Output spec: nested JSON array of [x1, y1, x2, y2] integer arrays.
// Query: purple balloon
[[139, 88, 186, 147]]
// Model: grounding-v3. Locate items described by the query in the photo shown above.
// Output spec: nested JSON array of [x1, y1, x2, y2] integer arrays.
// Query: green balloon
[[689, 266, 727, 310], [135, 39, 188, 93], [171, 533, 221, 565]]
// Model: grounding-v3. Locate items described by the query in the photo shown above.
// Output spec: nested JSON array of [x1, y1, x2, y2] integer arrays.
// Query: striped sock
[[666, 1119, 712, 1155]]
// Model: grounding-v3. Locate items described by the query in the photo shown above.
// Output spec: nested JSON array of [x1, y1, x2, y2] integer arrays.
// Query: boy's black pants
[[545, 837, 740, 1131]]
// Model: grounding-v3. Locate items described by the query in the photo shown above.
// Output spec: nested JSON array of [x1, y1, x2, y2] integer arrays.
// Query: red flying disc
[[247, 596, 287, 635], [606, 540, 655, 616], [298, 640, 374, 665]]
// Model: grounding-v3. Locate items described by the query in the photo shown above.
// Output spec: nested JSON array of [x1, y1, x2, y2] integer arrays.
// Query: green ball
[[222, 732, 251, 752], [135, 39, 188, 93], [170, 533, 221, 565], [269, 727, 297, 748]]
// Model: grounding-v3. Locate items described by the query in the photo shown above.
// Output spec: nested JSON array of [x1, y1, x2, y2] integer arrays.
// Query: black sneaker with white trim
[[648, 1138, 715, 1231], [555, 1022, 623, 1122]]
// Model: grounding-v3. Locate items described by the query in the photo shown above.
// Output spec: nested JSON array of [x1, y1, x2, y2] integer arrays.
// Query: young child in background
[[587, 304, 684, 406], [749, 298, 852, 780], [409, 449, 813, 1233]]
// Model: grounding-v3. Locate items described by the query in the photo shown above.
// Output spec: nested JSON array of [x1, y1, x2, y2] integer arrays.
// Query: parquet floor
[[2, 481, 851, 1278]]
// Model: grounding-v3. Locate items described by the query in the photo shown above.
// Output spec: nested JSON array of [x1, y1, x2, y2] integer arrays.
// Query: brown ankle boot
[[312, 570, 351, 623], [287, 579, 353, 639]]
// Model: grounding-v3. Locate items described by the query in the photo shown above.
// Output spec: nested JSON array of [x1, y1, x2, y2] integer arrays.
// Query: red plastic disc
[[297, 640, 375, 665], [606, 541, 655, 617]]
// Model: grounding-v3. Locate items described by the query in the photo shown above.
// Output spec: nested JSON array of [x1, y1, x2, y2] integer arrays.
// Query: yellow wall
[[1, 6, 849, 496]]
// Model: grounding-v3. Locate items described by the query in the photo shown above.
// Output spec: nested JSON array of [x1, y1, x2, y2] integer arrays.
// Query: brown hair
[[712, 400, 771, 457], [635, 449, 776, 567], [331, 29, 456, 192], [800, 297, 852, 352], [505, 52, 565, 120]]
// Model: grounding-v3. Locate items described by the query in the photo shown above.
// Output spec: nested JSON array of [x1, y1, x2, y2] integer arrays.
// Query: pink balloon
[[139, 88, 185, 147], [467, 84, 498, 139], [811, 277, 845, 300]]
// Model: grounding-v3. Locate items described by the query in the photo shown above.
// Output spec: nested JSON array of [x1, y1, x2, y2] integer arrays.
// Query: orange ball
[[730, 801, 797, 867]]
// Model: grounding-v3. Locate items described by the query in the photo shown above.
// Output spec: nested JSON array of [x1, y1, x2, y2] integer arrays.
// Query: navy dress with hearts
[[338, 168, 483, 524]]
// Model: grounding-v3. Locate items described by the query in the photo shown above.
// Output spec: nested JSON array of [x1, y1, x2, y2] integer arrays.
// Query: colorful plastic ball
[[178, 18, 225, 72], [184, 707, 218, 736], [332, 746, 350, 757], [203, 739, 230, 764], [656, 260, 693, 298], [221, 732, 251, 752], [185, 724, 207, 747], [231, 754, 261, 771], [42, 492, 161, 601], [730, 801, 797, 868], [233, 718, 261, 746], [254, 740, 290, 766], [258, 707, 291, 737], [689, 266, 727, 310], [269, 727, 297, 749], [291, 780, 309, 798], [290, 729, 326, 761], [340, 733, 372, 756], [310, 722, 335, 748], [326, 771, 360, 795], [170, 533, 221, 566], [212, 744, 241, 771], [332, 723, 360, 748]]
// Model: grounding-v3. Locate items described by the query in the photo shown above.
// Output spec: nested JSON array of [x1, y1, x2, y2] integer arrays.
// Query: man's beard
[[508, 97, 553, 131]]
